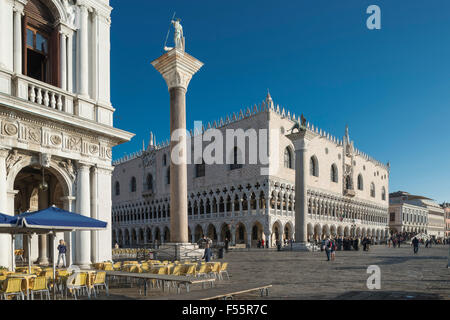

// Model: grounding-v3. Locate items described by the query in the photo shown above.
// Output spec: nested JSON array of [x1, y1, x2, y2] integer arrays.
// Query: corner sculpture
[[289, 114, 307, 133]]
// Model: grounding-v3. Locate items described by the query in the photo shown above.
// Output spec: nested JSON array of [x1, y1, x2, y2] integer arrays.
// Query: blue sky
[[109, 0, 450, 203]]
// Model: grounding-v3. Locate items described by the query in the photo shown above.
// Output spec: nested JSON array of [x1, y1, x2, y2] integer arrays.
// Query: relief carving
[[6, 149, 23, 174], [59, 159, 77, 181]]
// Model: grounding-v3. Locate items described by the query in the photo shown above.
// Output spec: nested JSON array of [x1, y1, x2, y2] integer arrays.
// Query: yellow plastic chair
[[207, 263, 221, 279], [30, 276, 50, 300], [218, 262, 229, 280], [170, 265, 182, 276], [66, 273, 90, 300], [0, 278, 24, 300], [196, 264, 208, 278], [92, 272, 109, 297], [182, 265, 196, 277], [113, 262, 122, 270]]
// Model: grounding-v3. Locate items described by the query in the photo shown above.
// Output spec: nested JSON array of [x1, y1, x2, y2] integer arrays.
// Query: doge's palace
[[0, 0, 133, 269]]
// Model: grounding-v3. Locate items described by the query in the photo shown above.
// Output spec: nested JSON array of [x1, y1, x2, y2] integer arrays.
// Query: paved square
[[101, 245, 449, 300]]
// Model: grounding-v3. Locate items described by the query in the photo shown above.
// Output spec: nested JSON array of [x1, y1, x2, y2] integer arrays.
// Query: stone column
[[67, 32, 73, 92], [60, 32, 67, 91], [152, 49, 203, 244], [0, 149, 12, 269], [286, 129, 317, 251], [13, 4, 24, 74], [75, 163, 91, 267], [78, 5, 89, 96], [38, 188, 49, 265], [90, 166, 98, 263]]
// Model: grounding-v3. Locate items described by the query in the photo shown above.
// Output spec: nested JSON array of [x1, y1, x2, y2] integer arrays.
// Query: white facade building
[[0, 0, 133, 269], [112, 93, 390, 248], [389, 191, 445, 239]]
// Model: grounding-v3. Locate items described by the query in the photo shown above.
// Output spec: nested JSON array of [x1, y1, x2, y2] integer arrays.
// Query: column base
[[155, 243, 204, 261], [38, 258, 49, 266], [289, 242, 314, 252], [74, 262, 92, 270]]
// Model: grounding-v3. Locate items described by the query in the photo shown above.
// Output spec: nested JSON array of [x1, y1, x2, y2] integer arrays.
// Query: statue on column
[[164, 18, 185, 52]]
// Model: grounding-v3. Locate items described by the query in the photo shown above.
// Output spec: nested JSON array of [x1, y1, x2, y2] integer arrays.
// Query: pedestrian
[[203, 243, 212, 262], [261, 238, 265, 249], [330, 238, 337, 261], [412, 237, 419, 254], [114, 242, 119, 249], [57, 239, 67, 268], [224, 237, 229, 252], [325, 237, 332, 261]]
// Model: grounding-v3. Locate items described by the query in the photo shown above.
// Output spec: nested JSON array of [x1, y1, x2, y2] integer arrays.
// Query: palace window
[[310, 156, 319, 177], [331, 164, 338, 183], [166, 168, 170, 185], [130, 177, 137, 192], [370, 183, 375, 198], [195, 160, 206, 178], [230, 147, 243, 170], [284, 147, 293, 169], [357, 174, 364, 191], [115, 182, 120, 196], [146, 174, 153, 191], [381, 187, 386, 201]]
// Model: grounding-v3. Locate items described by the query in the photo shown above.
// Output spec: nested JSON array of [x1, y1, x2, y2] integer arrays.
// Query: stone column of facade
[[75, 163, 91, 267], [37, 188, 49, 265], [78, 5, 89, 96], [90, 166, 98, 263], [13, 3, 24, 74], [60, 31, 67, 91], [67, 31, 73, 92], [152, 49, 203, 244], [0, 149, 12, 268], [286, 130, 317, 251]]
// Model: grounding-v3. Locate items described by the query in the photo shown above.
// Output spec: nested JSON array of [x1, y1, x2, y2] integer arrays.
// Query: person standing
[[330, 238, 337, 261], [412, 237, 419, 254], [224, 238, 229, 253], [203, 243, 212, 262], [57, 239, 67, 268], [325, 237, 332, 261], [261, 238, 265, 249]]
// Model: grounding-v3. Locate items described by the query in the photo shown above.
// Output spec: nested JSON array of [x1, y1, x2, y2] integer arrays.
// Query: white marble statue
[[62, 0, 77, 28], [164, 18, 185, 51]]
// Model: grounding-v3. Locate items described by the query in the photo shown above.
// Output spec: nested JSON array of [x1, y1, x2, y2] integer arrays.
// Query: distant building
[[389, 191, 446, 239], [441, 203, 450, 239]]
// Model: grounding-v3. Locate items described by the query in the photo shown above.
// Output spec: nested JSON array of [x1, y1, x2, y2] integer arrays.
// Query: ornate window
[[24, 0, 59, 86], [331, 164, 338, 183], [163, 154, 167, 166], [284, 147, 293, 169], [310, 156, 319, 177], [130, 177, 137, 192], [357, 174, 364, 190], [230, 147, 243, 170], [166, 168, 170, 185], [345, 176, 352, 190], [370, 183, 375, 198], [381, 187, 386, 201]]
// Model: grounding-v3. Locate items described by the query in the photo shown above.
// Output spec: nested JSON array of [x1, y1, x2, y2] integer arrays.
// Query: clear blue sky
[[109, 0, 450, 204]]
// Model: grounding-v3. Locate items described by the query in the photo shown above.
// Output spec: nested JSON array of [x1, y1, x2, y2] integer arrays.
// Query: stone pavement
[[99, 245, 450, 300]]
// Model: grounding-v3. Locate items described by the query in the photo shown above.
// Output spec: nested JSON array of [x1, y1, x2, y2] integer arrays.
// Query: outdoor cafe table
[[8, 273, 37, 300], [105, 271, 215, 296]]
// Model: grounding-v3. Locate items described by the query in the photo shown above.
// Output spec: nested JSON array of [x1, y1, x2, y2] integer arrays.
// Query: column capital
[[13, 1, 25, 14], [77, 161, 91, 171], [286, 130, 318, 150], [151, 49, 203, 91]]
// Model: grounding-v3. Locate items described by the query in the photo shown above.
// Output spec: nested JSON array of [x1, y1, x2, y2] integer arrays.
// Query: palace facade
[[0, 0, 133, 268], [112, 93, 390, 248]]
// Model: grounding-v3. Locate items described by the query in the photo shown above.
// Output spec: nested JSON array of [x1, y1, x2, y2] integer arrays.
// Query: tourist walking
[[330, 238, 337, 261], [412, 237, 419, 254], [203, 243, 212, 262], [224, 238, 229, 252], [261, 238, 265, 249], [325, 237, 332, 261], [57, 239, 67, 268]]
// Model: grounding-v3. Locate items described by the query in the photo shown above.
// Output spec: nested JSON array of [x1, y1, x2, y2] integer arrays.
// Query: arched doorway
[[220, 224, 231, 243], [272, 222, 282, 246], [284, 223, 293, 241], [206, 224, 217, 241], [12, 162, 71, 266], [194, 225, 203, 242], [235, 223, 246, 245], [251, 221, 264, 247], [163, 227, 170, 243]]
